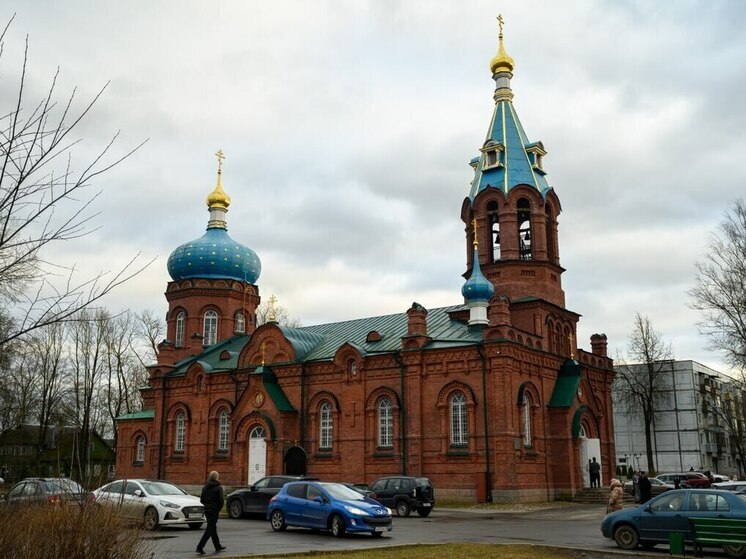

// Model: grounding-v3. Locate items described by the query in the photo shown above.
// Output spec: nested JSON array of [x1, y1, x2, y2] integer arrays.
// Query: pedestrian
[[589, 457, 601, 488], [196, 470, 226, 555], [638, 471, 652, 504], [632, 471, 640, 503], [607, 478, 624, 514], [674, 474, 681, 489]]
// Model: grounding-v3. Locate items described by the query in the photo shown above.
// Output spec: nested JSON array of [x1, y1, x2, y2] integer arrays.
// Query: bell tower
[[461, 17, 565, 309]]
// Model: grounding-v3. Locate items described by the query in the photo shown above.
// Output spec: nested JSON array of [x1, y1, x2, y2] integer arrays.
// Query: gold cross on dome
[[215, 149, 225, 172], [497, 14, 504, 37], [471, 218, 479, 248], [569, 333, 576, 359], [268, 294, 277, 322]]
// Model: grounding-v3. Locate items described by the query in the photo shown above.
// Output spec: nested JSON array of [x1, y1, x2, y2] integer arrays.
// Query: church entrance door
[[248, 426, 266, 485], [284, 446, 307, 475], [579, 434, 601, 488]]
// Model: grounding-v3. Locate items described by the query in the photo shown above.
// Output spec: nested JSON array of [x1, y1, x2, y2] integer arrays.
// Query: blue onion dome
[[462, 247, 494, 302], [167, 228, 261, 284], [167, 151, 262, 284]]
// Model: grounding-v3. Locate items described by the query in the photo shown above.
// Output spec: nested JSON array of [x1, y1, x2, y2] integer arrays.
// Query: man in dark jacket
[[197, 470, 226, 555], [638, 471, 652, 504]]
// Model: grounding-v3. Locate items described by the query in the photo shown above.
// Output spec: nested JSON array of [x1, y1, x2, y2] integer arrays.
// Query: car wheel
[[228, 499, 243, 519], [396, 501, 411, 517], [417, 507, 432, 517], [613, 524, 639, 550], [143, 507, 159, 531], [269, 509, 286, 532], [188, 522, 203, 530], [330, 514, 346, 538], [724, 545, 746, 558]]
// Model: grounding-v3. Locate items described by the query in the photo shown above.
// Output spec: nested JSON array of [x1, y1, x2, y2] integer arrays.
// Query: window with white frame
[[319, 401, 333, 450], [135, 436, 145, 462], [235, 312, 245, 334], [203, 310, 218, 345], [522, 393, 532, 447], [175, 311, 185, 347], [378, 397, 393, 448], [450, 392, 468, 446], [218, 409, 229, 452], [175, 411, 186, 452]]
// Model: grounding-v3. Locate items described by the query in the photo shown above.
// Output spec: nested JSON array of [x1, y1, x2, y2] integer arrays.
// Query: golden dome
[[490, 15, 515, 75], [206, 149, 231, 210]]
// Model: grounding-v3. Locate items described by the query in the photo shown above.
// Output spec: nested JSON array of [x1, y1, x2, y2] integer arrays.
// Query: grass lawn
[[235, 544, 609, 559]]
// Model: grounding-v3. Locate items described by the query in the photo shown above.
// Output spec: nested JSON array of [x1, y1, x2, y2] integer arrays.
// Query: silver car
[[91, 479, 204, 530]]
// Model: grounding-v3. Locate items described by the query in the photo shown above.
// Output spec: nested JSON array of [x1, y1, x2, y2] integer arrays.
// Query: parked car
[[91, 479, 204, 530], [622, 476, 674, 497], [267, 481, 392, 537], [341, 482, 376, 499], [227, 475, 318, 518], [709, 473, 732, 483], [714, 481, 746, 491], [369, 475, 435, 517], [1, 477, 88, 507], [601, 489, 746, 557], [656, 472, 711, 488]]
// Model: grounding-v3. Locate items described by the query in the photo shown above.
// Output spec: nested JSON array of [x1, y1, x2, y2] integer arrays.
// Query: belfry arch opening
[[517, 198, 532, 260], [487, 201, 500, 262]]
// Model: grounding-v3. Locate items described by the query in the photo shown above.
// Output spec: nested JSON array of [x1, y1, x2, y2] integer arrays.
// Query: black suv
[[227, 475, 317, 518], [369, 476, 435, 517]]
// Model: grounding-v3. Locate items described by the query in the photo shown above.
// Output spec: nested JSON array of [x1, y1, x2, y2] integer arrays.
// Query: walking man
[[197, 471, 226, 555], [589, 457, 601, 488], [638, 471, 652, 504]]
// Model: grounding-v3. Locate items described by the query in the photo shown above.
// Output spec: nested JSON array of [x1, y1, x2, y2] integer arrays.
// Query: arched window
[[235, 312, 245, 334], [522, 393, 532, 447], [135, 436, 145, 463], [217, 409, 230, 452], [517, 198, 532, 260], [450, 392, 467, 446], [175, 411, 186, 453], [175, 311, 185, 347], [250, 425, 265, 439], [487, 201, 500, 262], [203, 310, 218, 346], [377, 397, 393, 448], [319, 401, 333, 450], [347, 359, 357, 377]]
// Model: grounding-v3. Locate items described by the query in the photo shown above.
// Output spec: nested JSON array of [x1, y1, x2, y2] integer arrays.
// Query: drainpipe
[[157, 375, 168, 480], [300, 362, 307, 451], [394, 351, 408, 476], [477, 344, 493, 502]]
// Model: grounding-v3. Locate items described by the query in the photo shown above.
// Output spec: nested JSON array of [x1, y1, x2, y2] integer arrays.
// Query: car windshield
[[140, 481, 187, 496], [320, 483, 365, 501], [415, 477, 431, 487], [43, 479, 84, 494], [737, 494, 746, 503]]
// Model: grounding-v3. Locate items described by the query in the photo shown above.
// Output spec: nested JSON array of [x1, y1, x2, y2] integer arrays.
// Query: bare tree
[[690, 199, 746, 370], [0, 17, 149, 348], [614, 313, 673, 473], [135, 308, 163, 364], [255, 300, 302, 328]]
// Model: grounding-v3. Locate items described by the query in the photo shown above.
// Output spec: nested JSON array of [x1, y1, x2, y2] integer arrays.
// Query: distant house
[[0, 425, 115, 486]]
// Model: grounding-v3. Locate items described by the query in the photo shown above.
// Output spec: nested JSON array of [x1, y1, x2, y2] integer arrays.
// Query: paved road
[[146, 504, 628, 558]]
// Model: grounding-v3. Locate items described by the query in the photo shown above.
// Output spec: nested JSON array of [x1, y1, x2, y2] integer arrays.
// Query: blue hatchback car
[[267, 481, 393, 537], [601, 489, 746, 557]]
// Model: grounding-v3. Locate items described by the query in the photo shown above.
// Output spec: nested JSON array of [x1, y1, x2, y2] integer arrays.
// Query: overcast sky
[[3, 1, 745, 372]]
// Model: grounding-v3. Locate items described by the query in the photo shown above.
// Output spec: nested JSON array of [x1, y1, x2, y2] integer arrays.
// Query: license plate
[[188, 513, 203, 519], [374, 527, 387, 532], [422, 503, 431, 507]]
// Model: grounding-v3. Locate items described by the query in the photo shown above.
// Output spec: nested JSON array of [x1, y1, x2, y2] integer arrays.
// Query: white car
[[92, 479, 205, 530]]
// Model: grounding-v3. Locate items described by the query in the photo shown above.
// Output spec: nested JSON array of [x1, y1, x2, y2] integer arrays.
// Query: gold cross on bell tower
[[268, 295, 277, 322], [215, 149, 225, 173], [497, 14, 505, 38], [471, 218, 479, 248]]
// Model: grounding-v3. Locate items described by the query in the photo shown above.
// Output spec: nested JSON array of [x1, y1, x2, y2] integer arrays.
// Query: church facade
[[116, 28, 615, 502]]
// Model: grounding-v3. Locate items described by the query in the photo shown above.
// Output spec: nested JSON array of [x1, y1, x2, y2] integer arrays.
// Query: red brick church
[[116, 26, 616, 502]]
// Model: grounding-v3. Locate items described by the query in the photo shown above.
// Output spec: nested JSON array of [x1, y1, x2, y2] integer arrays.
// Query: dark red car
[[657, 473, 711, 488]]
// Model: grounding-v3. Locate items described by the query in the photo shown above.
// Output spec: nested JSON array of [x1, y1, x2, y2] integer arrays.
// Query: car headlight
[[159, 500, 180, 509], [386, 507, 393, 516], [344, 505, 369, 516]]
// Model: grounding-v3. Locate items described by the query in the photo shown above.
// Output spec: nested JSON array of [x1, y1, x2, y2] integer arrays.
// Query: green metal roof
[[548, 360, 581, 408], [117, 409, 155, 421], [253, 366, 296, 413], [167, 335, 249, 377]]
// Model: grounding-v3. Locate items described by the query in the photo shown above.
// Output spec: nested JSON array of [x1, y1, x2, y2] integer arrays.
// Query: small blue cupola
[[461, 220, 494, 326]]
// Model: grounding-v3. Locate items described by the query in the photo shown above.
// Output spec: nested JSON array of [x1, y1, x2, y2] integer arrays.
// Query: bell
[[524, 230, 531, 241]]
